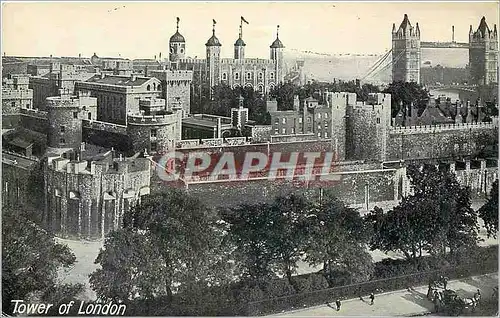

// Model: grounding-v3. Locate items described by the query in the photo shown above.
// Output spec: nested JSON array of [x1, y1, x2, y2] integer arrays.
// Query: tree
[[222, 193, 312, 286], [304, 193, 374, 284], [221, 202, 284, 283], [270, 80, 380, 110], [267, 194, 312, 285], [90, 189, 232, 302], [479, 179, 499, 238], [383, 81, 430, 118], [366, 164, 480, 261], [2, 208, 80, 314]]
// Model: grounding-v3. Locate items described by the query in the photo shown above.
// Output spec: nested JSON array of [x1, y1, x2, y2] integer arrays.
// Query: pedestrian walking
[[335, 299, 341, 311], [443, 276, 449, 290], [426, 282, 433, 299], [369, 293, 375, 305], [474, 289, 481, 305]]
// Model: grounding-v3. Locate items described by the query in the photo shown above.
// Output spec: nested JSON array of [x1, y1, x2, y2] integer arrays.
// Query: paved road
[[270, 273, 498, 317]]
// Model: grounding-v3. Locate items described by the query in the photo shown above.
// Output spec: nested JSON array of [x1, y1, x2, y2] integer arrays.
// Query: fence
[[245, 260, 498, 316]]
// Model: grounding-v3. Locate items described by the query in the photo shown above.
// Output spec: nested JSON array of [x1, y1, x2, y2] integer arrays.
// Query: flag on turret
[[241, 16, 249, 24], [213, 19, 217, 25]]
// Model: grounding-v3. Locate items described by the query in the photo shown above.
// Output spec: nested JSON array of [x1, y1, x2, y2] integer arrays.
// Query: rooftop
[[85, 74, 154, 86]]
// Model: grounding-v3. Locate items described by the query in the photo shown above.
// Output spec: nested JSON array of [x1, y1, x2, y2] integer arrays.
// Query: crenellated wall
[[44, 155, 151, 239], [388, 120, 498, 160]]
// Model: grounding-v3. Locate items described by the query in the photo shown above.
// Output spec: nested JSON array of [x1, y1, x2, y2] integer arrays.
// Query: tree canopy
[[304, 192, 373, 284], [366, 164, 479, 261], [382, 81, 430, 118], [269, 80, 381, 110], [2, 208, 81, 314], [478, 179, 499, 238], [90, 189, 232, 302]]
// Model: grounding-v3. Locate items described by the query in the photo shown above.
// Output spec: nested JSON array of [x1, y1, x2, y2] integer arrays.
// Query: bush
[[258, 278, 296, 298], [292, 274, 329, 293]]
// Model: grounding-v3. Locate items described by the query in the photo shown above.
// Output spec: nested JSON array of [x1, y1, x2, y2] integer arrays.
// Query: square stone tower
[[392, 14, 421, 84], [469, 17, 498, 85]]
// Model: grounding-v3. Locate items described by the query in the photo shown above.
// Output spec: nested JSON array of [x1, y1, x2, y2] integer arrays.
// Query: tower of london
[[169, 18, 285, 94]]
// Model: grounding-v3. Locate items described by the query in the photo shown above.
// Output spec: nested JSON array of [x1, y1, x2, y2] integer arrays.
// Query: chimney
[[100, 73, 106, 79], [131, 74, 137, 81], [79, 53, 82, 58], [452, 25, 455, 42]]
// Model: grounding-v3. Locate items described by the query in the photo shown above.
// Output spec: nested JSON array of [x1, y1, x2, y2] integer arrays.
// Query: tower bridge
[[362, 15, 498, 86]]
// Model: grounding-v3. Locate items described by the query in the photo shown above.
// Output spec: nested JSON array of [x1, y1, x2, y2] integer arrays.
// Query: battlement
[[46, 95, 97, 109], [150, 69, 193, 81], [2, 89, 33, 99], [48, 155, 150, 175], [139, 98, 165, 108], [127, 112, 178, 125], [82, 119, 127, 134], [191, 113, 232, 125], [179, 58, 206, 64], [390, 119, 498, 135], [221, 58, 274, 65], [3, 74, 30, 85], [20, 108, 48, 119]]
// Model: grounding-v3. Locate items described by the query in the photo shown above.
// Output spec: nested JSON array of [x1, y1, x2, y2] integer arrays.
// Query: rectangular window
[[324, 122, 328, 128], [151, 129, 157, 137], [150, 142, 158, 152], [282, 128, 286, 134], [307, 117, 311, 123], [324, 132, 328, 138], [270, 72, 275, 80], [324, 113, 328, 118], [11, 101, 15, 108], [376, 118, 381, 124], [317, 113, 321, 119], [235, 73, 240, 80], [274, 128, 278, 134], [246, 72, 252, 80], [60, 138, 65, 144], [282, 118, 286, 124], [73, 112, 78, 119], [60, 126, 65, 133], [274, 118, 279, 125], [298, 118, 303, 124], [291, 127, 295, 134]]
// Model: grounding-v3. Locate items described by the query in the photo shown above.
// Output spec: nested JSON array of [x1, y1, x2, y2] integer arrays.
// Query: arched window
[[235, 72, 240, 80], [153, 83, 156, 90], [147, 84, 151, 91], [270, 72, 275, 80], [222, 73, 227, 80], [246, 72, 252, 80], [170, 48, 174, 53], [158, 84, 162, 91], [180, 48, 184, 54], [259, 72, 263, 80]]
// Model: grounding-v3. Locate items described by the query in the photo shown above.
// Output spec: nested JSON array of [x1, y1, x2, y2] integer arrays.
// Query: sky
[[2, 1, 499, 59]]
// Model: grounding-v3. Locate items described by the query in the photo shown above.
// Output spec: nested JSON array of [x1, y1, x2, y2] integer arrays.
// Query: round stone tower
[[46, 90, 97, 149]]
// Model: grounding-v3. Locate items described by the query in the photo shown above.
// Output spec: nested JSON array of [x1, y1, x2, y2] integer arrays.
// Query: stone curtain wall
[[19, 110, 49, 134], [387, 124, 498, 160], [183, 169, 397, 208], [82, 126, 133, 155]]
